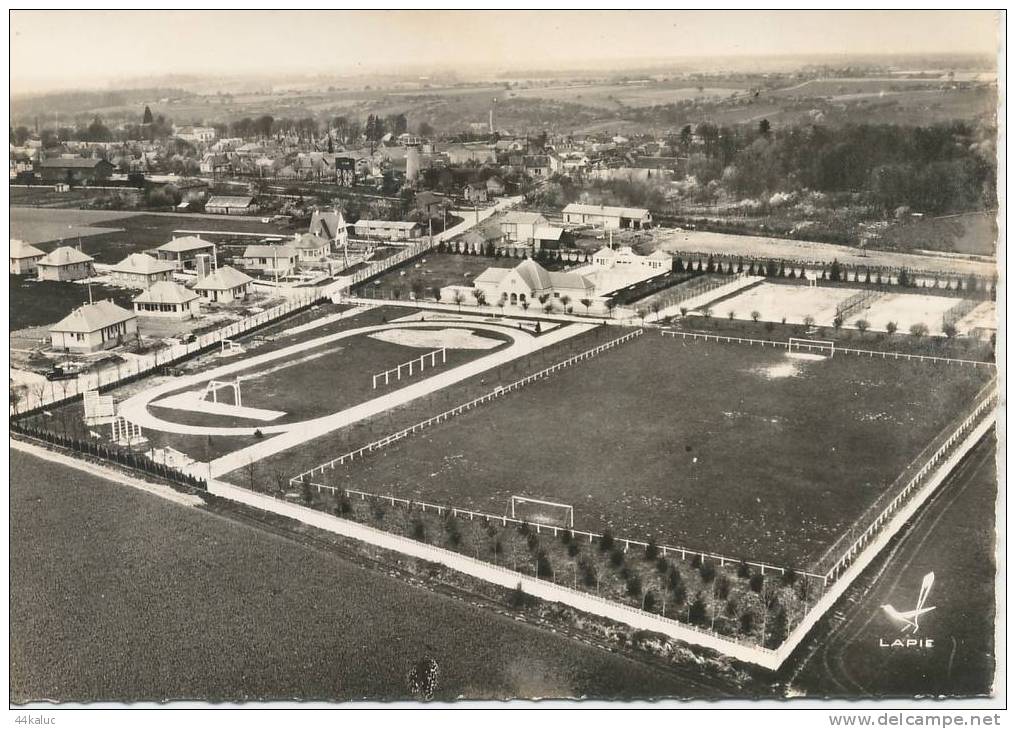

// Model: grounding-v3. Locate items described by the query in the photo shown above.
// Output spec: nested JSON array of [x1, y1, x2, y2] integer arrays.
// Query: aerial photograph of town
[[6, 8, 1004, 723]]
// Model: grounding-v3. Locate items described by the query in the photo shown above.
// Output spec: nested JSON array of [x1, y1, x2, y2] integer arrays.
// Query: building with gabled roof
[[132, 281, 201, 318], [192, 265, 253, 304], [291, 232, 330, 261], [205, 195, 258, 215], [49, 300, 138, 353], [466, 258, 595, 309], [500, 211, 549, 244], [154, 235, 217, 270], [308, 209, 349, 244], [10, 238, 46, 275], [36, 157, 114, 185], [110, 253, 176, 289], [36, 245, 95, 281], [239, 245, 299, 275]]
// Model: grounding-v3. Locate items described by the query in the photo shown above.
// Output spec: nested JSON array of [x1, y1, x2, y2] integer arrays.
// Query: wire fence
[[289, 329, 644, 483], [822, 384, 997, 581], [659, 329, 996, 368], [304, 484, 826, 583]]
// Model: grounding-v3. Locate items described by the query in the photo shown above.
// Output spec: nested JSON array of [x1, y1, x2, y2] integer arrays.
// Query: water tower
[[406, 145, 422, 184]]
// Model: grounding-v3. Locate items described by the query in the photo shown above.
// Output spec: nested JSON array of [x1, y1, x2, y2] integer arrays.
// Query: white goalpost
[[787, 337, 836, 357], [202, 379, 242, 405], [509, 495, 575, 528]]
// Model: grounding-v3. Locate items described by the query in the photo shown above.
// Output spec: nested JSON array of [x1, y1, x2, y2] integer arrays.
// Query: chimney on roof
[[195, 253, 212, 280]]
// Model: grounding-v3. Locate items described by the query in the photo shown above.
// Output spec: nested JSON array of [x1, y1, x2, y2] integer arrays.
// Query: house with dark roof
[[35, 157, 114, 185], [36, 246, 95, 281], [49, 300, 138, 353]]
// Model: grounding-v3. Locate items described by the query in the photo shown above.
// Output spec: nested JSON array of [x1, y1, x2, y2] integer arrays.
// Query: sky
[[9, 10, 1002, 94]]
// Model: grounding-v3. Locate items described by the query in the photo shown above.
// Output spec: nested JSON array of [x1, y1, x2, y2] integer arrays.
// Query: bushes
[[9, 421, 207, 491]]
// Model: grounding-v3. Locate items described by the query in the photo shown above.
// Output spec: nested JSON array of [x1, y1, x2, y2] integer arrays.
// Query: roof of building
[[38, 246, 94, 267], [415, 191, 448, 208], [156, 235, 216, 253], [309, 209, 347, 240], [132, 281, 199, 306], [474, 268, 510, 285], [10, 238, 45, 260], [562, 203, 651, 219], [648, 250, 672, 260], [593, 246, 615, 258], [193, 265, 253, 291], [501, 211, 548, 226], [112, 253, 176, 275], [37, 157, 110, 169], [292, 233, 330, 250], [353, 219, 421, 230], [549, 271, 594, 291], [534, 226, 564, 241], [242, 245, 297, 259], [513, 259, 553, 291], [206, 195, 255, 208], [50, 300, 135, 334]]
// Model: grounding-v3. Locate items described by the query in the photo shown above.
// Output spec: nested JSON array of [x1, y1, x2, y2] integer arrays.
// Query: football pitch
[[313, 332, 991, 568]]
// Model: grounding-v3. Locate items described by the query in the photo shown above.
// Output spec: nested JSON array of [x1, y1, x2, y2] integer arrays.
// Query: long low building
[[351, 219, 422, 242], [49, 300, 138, 353], [205, 195, 258, 215], [562, 203, 652, 230]]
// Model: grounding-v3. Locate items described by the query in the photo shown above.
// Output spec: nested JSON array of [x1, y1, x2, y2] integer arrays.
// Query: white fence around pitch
[[208, 477, 784, 668], [659, 329, 996, 368], [12, 293, 321, 415], [822, 385, 997, 582], [308, 485, 825, 583], [373, 348, 447, 389], [290, 329, 644, 484]]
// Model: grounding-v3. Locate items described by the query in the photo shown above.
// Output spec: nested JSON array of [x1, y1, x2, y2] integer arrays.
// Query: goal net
[[788, 337, 835, 357], [509, 496, 574, 528]]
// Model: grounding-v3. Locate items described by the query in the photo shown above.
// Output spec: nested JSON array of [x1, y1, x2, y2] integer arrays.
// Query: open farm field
[[10, 450, 708, 702]]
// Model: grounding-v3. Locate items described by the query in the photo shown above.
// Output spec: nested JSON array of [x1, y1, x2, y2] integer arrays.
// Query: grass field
[[10, 207, 289, 263], [149, 327, 512, 428], [316, 333, 990, 567], [10, 450, 708, 701], [9, 276, 135, 330], [794, 434, 997, 697], [509, 82, 748, 109]]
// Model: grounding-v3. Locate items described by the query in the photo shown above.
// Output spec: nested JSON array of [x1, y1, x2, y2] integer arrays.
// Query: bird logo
[[880, 572, 936, 633]]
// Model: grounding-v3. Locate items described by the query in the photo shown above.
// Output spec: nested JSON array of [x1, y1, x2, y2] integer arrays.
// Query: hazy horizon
[[10, 10, 1001, 96]]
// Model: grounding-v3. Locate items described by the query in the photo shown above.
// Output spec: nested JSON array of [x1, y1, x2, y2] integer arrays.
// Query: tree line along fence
[[9, 420, 208, 492], [11, 293, 323, 417], [821, 383, 997, 582], [308, 484, 828, 586], [658, 329, 996, 368], [214, 478, 785, 664], [667, 250, 997, 294], [289, 329, 645, 485]]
